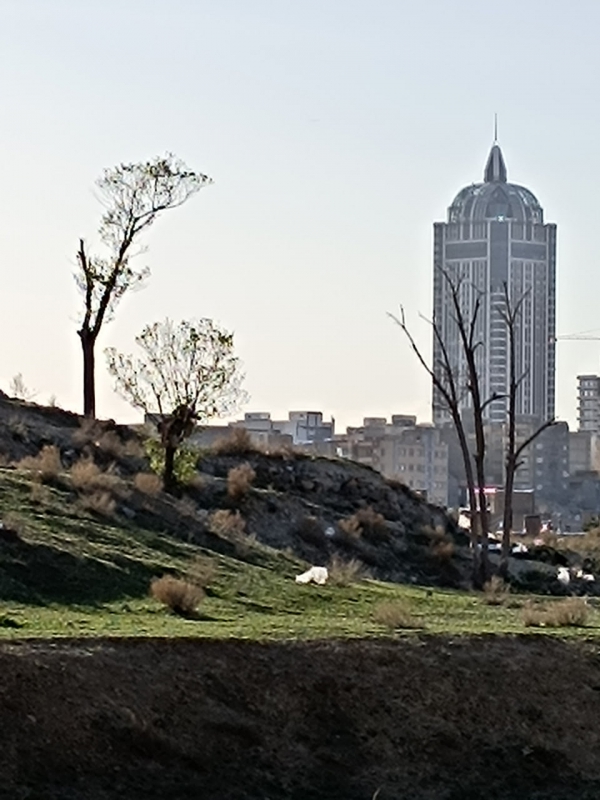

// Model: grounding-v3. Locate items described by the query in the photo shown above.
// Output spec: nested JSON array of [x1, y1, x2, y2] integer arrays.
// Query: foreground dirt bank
[[1, 636, 600, 800]]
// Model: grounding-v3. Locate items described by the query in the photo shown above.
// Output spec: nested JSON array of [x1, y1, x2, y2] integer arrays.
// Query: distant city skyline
[[1, 1, 599, 432]]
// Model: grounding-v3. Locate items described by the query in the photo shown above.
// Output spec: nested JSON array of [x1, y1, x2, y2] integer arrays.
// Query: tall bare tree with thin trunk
[[75, 154, 212, 418], [392, 267, 502, 585], [497, 282, 555, 577]]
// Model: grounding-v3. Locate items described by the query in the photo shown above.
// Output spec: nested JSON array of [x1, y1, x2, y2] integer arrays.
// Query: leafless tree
[[497, 282, 555, 576], [76, 154, 212, 418], [106, 318, 247, 489], [391, 267, 503, 584]]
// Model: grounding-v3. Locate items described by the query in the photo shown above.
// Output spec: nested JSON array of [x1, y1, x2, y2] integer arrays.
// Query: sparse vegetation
[[227, 462, 256, 500], [70, 459, 124, 496], [522, 597, 589, 628], [373, 600, 419, 630], [150, 575, 204, 617], [208, 509, 247, 539], [328, 554, 367, 587], [483, 575, 510, 605], [16, 445, 62, 483], [78, 491, 117, 518], [134, 472, 163, 496]]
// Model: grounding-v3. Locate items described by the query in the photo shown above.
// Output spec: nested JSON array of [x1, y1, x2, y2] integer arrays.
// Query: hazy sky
[[1, 0, 599, 430]]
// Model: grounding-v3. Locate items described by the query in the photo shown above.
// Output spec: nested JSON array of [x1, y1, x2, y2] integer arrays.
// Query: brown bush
[[208, 509, 246, 539], [79, 491, 116, 518], [176, 497, 198, 518], [227, 462, 256, 500], [70, 459, 123, 495], [134, 472, 163, 495], [483, 575, 509, 605], [212, 427, 256, 456], [70, 418, 99, 448], [338, 507, 388, 542], [328, 554, 368, 587], [338, 515, 362, 540], [522, 597, 589, 628], [373, 600, 419, 630], [17, 445, 62, 482], [30, 479, 51, 504], [150, 576, 204, 617]]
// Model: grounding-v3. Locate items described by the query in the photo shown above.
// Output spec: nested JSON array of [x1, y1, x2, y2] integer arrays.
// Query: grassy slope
[[0, 467, 599, 640]]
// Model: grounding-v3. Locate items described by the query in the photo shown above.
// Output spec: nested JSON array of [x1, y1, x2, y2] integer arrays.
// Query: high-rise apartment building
[[432, 140, 556, 425]]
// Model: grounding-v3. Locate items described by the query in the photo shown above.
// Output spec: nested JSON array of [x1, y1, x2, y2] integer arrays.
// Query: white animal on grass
[[557, 567, 570, 586], [295, 566, 329, 585]]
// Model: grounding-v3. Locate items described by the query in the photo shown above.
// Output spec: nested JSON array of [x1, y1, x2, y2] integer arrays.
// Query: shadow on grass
[[0, 537, 157, 606]]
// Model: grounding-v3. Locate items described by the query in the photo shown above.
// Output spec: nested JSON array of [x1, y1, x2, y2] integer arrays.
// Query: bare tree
[[497, 282, 555, 576], [106, 318, 247, 489], [76, 154, 212, 418], [389, 306, 483, 582], [391, 267, 501, 584]]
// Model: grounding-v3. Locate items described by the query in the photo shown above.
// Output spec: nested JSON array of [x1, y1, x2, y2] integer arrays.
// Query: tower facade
[[432, 142, 556, 426]]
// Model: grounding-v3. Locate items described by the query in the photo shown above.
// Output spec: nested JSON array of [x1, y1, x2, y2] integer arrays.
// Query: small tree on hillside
[[106, 318, 246, 489], [76, 154, 212, 418]]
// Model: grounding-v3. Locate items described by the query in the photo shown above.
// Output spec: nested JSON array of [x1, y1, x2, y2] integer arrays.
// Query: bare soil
[[2, 636, 600, 799]]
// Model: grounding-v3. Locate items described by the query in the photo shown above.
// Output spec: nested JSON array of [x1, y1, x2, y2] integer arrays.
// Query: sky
[[1, 0, 599, 431]]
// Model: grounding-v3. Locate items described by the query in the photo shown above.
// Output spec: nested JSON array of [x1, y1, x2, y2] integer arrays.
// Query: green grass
[[1, 467, 599, 640]]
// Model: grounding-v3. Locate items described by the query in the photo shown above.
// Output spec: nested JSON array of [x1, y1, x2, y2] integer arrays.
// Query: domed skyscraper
[[432, 139, 556, 426]]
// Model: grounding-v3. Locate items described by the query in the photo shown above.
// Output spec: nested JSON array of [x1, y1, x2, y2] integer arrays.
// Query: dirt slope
[[2, 636, 600, 800]]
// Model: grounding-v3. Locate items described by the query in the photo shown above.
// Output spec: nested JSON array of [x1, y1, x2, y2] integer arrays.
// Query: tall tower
[[432, 140, 556, 426]]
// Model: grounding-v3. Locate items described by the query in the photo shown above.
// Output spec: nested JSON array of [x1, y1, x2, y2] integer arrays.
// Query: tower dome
[[448, 143, 543, 225]]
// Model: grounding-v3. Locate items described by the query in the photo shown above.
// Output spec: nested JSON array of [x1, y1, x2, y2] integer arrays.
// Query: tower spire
[[494, 113, 498, 144]]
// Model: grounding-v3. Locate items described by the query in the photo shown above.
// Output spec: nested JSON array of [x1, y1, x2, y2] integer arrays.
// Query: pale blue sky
[[0, 0, 598, 429]]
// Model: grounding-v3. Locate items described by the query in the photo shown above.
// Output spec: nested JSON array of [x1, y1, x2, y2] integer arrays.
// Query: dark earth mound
[[1, 636, 600, 800]]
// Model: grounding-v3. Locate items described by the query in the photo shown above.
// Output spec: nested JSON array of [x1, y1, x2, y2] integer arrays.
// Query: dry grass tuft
[[208, 509, 247, 539], [483, 575, 510, 605], [188, 556, 217, 588], [16, 445, 62, 482], [150, 576, 204, 617], [339, 507, 388, 542], [328, 554, 369, 587], [522, 597, 589, 628], [373, 600, 420, 630], [212, 427, 256, 456], [227, 462, 256, 500], [78, 491, 117, 518], [30, 479, 51, 504], [176, 497, 198, 518], [70, 459, 123, 495], [134, 472, 163, 496]]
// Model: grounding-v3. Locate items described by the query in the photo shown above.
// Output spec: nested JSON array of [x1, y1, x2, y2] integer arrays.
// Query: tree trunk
[[163, 444, 177, 492], [473, 417, 490, 586], [80, 331, 96, 418], [500, 459, 515, 579]]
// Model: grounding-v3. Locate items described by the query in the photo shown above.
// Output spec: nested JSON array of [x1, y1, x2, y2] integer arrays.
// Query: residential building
[[432, 138, 556, 426], [577, 375, 600, 433]]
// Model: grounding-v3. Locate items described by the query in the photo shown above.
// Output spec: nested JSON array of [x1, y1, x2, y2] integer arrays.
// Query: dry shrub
[[227, 462, 256, 500], [338, 515, 362, 540], [373, 600, 419, 630], [70, 418, 99, 448], [328, 554, 368, 587], [134, 472, 163, 495], [70, 459, 123, 495], [522, 597, 589, 628], [208, 509, 246, 539], [150, 575, 204, 617], [1, 512, 26, 537], [339, 507, 388, 543], [212, 427, 256, 456], [483, 575, 509, 605], [30, 479, 51, 504], [188, 556, 217, 588], [17, 445, 62, 482], [79, 491, 116, 518]]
